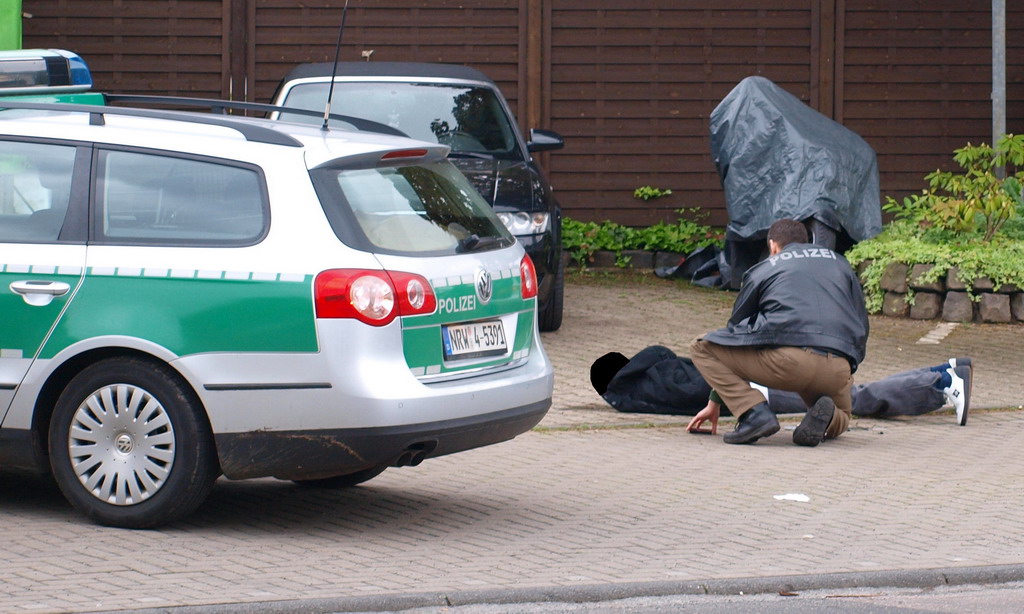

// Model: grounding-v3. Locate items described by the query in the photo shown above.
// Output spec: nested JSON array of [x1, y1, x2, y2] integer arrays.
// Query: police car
[[0, 51, 553, 528]]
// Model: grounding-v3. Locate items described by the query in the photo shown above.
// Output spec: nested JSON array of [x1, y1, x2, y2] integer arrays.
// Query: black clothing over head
[[590, 351, 629, 395], [599, 346, 712, 415]]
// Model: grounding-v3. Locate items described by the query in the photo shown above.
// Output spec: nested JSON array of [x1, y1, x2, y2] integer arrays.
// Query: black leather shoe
[[723, 402, 779, 444], [793, 396, 835, 447]]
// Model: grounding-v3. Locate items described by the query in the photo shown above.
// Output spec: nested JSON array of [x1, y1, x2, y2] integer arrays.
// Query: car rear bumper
[[175, 309, 554, 480], [214, 399, 549, 480]]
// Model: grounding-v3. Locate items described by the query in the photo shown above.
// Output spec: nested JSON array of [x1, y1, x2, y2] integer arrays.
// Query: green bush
[[846, 134, 1024, 313], [884, 134, 1024, 242], [846, 222, 1024, 312], [562, 208, 723, 268]]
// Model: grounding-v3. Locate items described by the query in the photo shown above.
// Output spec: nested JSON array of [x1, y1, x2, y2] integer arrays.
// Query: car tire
[[48, 357, 219, 529], [292, 464, 388, 488], [538, 254, 565, 332]]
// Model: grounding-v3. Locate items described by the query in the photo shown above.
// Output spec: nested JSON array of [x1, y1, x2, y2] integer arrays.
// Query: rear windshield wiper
[[457, 234, 502, 253]]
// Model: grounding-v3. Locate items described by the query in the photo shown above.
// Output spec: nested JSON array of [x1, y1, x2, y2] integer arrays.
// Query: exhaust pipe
[[394, 441, 437, 467]]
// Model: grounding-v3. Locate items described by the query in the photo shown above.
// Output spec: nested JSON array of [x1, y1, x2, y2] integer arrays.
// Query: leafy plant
[[562, 208, 723, 268], [633, 186, 673, 201], [897, 134, 1024, 242]]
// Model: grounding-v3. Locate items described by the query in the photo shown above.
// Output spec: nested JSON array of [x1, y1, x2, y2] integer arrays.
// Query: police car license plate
[[442, 320, 507, 360]]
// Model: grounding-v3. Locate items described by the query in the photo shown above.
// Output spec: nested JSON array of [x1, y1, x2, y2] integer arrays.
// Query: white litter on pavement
[[773, 493, 810, 502]]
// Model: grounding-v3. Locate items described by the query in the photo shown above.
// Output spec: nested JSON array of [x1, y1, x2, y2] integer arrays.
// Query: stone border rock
[[878, 262, 1023, 323]]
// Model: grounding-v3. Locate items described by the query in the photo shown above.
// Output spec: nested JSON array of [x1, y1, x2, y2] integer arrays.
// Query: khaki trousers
[[689, 338, 853, 439]]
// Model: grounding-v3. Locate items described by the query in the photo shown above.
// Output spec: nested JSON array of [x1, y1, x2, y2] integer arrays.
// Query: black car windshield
[[279, 82, 520, 158], [310, 160, 514, 256]]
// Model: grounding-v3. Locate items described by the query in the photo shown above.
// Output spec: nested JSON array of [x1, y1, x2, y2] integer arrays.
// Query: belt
[[802, 346, 856, 372], [802, 346, 834, 357]]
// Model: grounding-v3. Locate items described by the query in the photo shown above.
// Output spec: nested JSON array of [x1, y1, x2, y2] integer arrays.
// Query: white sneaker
[[948, 357, 973, 370], [942, 366, 971, 426], [948, 358, 974, 404]]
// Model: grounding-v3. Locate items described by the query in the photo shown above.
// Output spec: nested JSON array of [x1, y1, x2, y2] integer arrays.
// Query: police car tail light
[[315, 269, 435, 326], [350, 275, 395, 323], [520, 255, 538, 299], [389, 271, 437, 315]]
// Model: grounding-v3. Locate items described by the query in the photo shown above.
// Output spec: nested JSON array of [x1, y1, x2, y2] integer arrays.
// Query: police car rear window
[[311, 160, 513, 256]]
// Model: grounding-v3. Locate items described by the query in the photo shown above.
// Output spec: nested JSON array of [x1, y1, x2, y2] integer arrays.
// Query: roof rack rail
[[0, 99, 304, 147], [103, 94, 407, 138]]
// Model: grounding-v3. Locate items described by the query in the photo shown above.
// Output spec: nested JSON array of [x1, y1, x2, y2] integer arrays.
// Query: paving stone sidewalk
[[1, 274, 1022, 613]]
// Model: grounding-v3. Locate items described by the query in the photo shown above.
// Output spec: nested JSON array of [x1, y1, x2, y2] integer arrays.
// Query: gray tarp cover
[[710, 76, 882, 242]]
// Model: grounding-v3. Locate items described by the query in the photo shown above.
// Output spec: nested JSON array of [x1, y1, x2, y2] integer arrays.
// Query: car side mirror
[[527, 129, 564, 153]]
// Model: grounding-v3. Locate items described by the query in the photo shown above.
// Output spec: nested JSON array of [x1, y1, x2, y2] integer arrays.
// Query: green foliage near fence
[[845, 223, 1024, 312], [846, 135, 1024, 312], [562, 208, 724, 268]]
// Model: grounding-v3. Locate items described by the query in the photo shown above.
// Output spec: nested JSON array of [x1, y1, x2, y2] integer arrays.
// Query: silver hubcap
[[68, 384, 176, 506]]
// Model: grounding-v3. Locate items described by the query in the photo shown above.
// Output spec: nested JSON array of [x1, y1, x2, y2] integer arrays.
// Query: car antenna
[[321, 0, 350, 132]]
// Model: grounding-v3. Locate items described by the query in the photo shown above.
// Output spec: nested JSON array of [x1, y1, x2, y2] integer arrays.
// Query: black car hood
[[450, 158, 540, 212]]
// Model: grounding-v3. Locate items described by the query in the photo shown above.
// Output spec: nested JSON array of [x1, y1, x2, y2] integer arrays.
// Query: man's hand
[[687, 400, 720, 435]]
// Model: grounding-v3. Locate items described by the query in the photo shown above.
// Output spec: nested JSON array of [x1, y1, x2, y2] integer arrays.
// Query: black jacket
[[702, 242, 868, 369], [603, 345, 712, 415]]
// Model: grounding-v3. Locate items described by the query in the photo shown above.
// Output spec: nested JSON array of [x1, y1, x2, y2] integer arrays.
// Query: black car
[[272, 62, 565, 331]]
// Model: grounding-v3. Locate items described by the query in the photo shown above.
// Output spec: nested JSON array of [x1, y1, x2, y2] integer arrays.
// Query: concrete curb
[[97, 564, 1024, 613]]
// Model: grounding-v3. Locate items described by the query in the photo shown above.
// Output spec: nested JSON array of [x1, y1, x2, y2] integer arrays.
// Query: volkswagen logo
[[114, 433, 134, 455], [475, 269, 493, 305]]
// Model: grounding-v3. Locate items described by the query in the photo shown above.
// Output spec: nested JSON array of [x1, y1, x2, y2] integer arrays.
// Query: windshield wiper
[[457, 234, 502, 253]]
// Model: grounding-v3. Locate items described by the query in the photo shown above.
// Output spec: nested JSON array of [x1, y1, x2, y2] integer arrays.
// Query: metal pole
[[993, 0, 1006, 175]]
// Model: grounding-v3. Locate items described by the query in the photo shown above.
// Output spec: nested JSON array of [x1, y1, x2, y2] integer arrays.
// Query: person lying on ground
[[590, 345, 972, 436]]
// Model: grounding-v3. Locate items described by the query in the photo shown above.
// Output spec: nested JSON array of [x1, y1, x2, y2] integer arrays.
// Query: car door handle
[[9, 280, 71, 306]]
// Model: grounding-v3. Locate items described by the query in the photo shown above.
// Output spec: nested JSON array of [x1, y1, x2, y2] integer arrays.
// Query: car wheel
[[293, 464, 388, 488], [538, 254, 565, 332], [48, 357, 218, 529]]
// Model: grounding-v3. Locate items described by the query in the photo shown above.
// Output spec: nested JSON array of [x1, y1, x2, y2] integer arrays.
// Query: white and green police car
[[0, 55, 553, 528]]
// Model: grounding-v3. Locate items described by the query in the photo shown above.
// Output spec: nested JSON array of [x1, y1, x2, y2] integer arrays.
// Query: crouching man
[[688, 218, 868, 446]]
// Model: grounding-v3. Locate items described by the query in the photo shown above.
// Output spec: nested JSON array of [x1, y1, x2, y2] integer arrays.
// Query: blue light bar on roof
[[0, 49, 93, 94]]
